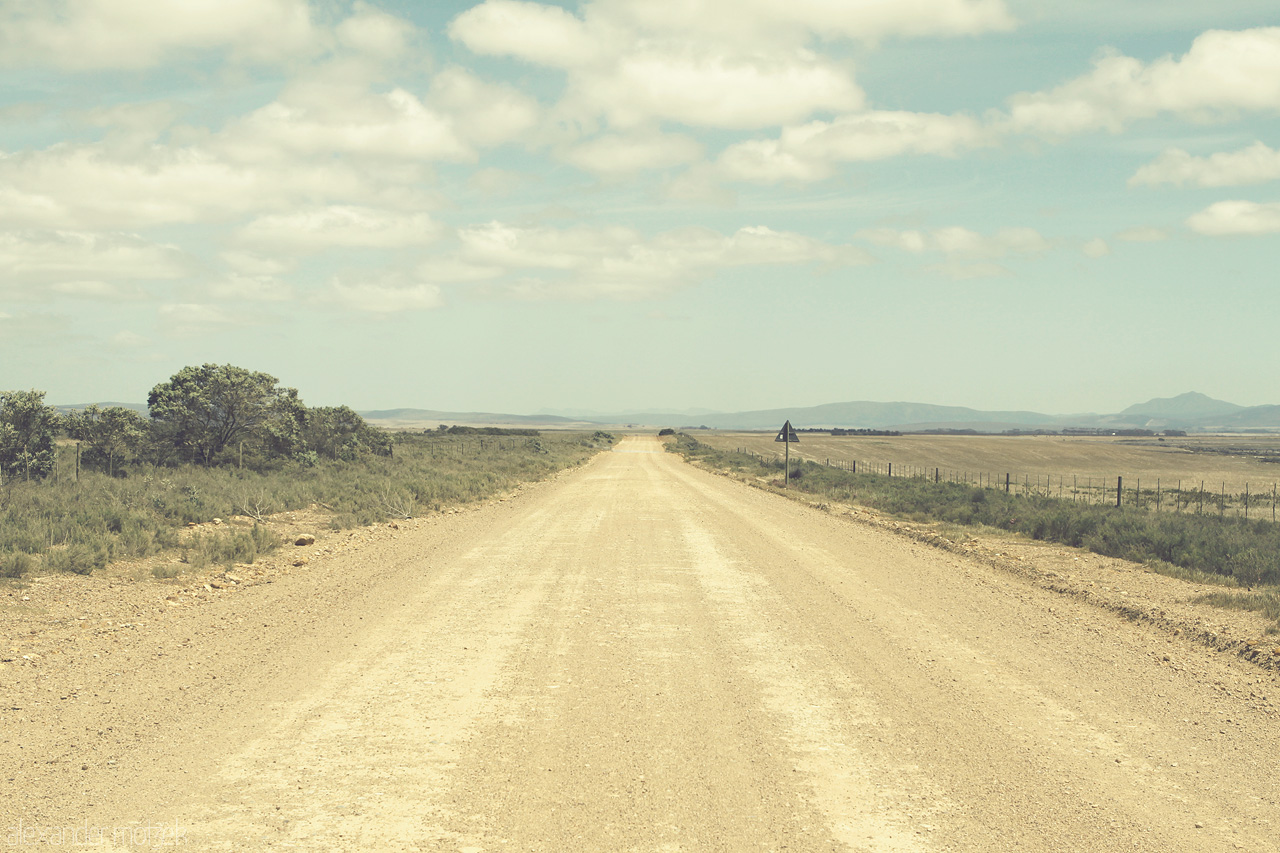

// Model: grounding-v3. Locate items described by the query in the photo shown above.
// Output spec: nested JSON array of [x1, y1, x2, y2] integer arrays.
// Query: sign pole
[[784, 436, 789, 489], [775, 420, 799, 489]]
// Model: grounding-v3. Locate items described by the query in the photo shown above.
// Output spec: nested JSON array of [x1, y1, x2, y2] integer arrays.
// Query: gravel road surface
[[4, 436, 1278, 851]]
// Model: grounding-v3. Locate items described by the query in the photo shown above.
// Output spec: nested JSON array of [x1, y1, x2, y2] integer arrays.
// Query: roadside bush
[[0, 551, 33, 578], [183, 525, 279, 569], [44, 543, 106, 575], [1, 431, 605, 576]]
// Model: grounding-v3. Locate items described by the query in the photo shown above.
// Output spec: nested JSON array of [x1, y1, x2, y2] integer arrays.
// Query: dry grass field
[[697, 431, 1280, 509]]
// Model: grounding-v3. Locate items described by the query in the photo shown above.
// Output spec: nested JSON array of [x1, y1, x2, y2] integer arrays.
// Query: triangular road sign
[[775, 420, 800, 442]]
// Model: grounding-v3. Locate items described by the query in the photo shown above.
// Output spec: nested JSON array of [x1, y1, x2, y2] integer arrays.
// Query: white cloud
[[236, 206, 441, 252], [209, 275, 295, 303], [1187, 200, 1280, 235], [1130, 142, 1280, 187], [323, 276, 444, 313], [718, 111, 990, 183], [717, 140, 835, 183], [857, 224, 1051, 278], [427, 68, 541, 148], [454, 221, 869, 299], [224, 86, 473, 163], [0, 144, 421, 230], [1114, 226, 1168, 242], [570, 47, 864, 130], [0, 231, 187, 295], [858, 226, 1051, 259], [83, 101, 180, 148], [1082, 237, 1111, 258], [453, 1, 866, 130], [564, 131, 703, 175], [48, 280, 144, 299], [221, 251, 296, 277], [449, 0, 609, 69], [455, 0, 1015, 61], [0, 133, 450, 231], [604, 0, 1016, 44], [661, 164, 739, 205], [0, 0, 316, 70], [415, 257, 505, 283], [336, 3, 415, 59], [1006, 27, 1280, 135]]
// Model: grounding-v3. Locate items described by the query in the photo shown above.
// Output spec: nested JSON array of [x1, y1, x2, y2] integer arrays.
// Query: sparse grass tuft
[[1191, 590, 1280, 634]]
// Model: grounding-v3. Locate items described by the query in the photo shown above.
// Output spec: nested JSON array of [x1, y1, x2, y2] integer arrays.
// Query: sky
[[2, 0, 1280, 417]]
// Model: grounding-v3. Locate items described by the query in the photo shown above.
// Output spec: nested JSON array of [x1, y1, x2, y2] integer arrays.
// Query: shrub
[[0, 551, 33, 578], [0, 431, 606, 576], [44, 543, 105, 575]]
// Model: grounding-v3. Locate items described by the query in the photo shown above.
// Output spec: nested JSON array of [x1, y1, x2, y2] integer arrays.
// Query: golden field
[[696, 431, 1280, 502]]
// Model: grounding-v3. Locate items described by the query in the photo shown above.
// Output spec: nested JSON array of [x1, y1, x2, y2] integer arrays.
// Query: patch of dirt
[[0, 484, 537, 696]]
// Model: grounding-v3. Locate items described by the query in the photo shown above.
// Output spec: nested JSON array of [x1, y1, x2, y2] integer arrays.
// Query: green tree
[[0, 389, 60, 482], [147, 364, 303, 465], [64, 405, 148, 477], [304, 405, 391, 460]]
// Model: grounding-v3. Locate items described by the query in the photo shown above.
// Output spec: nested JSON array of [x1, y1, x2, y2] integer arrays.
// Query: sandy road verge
[[3, 436, 1279, 851]]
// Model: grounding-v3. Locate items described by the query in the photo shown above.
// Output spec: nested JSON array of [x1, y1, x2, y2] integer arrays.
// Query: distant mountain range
[[585, 392, 1280, 432], [356, 408, 585, 427], [54, 392, 1280, 433], [352, 392, 1280, 433]]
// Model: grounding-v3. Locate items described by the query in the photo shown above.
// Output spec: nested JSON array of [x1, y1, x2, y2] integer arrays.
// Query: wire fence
[[734, 447, 1280, 522]]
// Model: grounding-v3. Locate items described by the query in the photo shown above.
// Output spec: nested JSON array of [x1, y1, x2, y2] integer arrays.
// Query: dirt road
[[4, 436, 1279, 851]]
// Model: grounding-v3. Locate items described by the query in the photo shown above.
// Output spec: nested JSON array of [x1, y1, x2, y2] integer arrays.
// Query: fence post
[[1005, 473, 1010, 493], [935, 467, 939, 483], [1116, 476, 1122, 508], [1245, 483, 1249, 519]]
